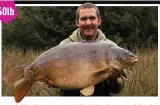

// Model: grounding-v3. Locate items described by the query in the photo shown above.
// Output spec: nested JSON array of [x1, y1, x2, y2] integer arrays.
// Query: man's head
[[75, 2, 102, 40]]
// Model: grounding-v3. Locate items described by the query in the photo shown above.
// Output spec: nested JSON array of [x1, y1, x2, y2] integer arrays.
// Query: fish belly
[[47, 67, 94, 90]]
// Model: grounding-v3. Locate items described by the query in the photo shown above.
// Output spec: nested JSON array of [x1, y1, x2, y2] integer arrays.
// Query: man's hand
[[120, 69, 128, 79], [43, 78, 55, 88], [105, 69, 128, 94]]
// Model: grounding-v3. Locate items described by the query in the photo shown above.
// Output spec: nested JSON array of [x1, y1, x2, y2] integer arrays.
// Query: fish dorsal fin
[[80, 85, 95, 96], [92, 65, 115, 74]]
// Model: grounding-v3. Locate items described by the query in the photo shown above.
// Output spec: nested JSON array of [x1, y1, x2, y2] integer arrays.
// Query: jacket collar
[[69, 28, 107, 42]]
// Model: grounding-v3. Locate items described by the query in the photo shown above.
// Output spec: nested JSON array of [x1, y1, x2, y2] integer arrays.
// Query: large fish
[[3, 41, 138, 103]]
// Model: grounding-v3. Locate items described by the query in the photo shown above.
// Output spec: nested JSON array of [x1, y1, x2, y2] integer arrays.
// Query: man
[[46, 2, 126, 96]]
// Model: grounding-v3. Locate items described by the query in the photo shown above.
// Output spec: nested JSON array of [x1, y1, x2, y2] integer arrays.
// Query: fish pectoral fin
[[93, 65, 115, 74], [80, 85, 95, 96], [14, 78, 33, 103]]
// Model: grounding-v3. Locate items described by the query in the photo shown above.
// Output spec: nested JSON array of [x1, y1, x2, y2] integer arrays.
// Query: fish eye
[[123, 50, 134, 57], [123, 50, 129, 55]]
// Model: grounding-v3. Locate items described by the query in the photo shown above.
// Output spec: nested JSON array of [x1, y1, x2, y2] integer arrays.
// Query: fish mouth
[[120, 57, 139, 67], [132, 57, 139, 63]]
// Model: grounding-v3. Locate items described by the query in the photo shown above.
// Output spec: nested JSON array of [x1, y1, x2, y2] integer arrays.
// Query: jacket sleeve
[[105, 38, 117, 46], [59, 38, 71, 45]]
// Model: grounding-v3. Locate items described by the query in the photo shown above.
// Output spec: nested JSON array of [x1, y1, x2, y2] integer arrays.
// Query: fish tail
[[14, 78, 33, 103], [3, 65, 29, 86]]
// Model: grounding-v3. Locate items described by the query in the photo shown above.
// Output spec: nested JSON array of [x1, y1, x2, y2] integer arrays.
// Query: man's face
[[76, 8, 101, 39]]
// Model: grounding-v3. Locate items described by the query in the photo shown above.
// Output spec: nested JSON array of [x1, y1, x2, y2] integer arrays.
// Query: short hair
[[75, 2, 100, 20]]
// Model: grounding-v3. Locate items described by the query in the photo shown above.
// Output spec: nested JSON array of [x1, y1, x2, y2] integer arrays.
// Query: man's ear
[[98, 16, 102, 26], [75, 19, 79, 27]]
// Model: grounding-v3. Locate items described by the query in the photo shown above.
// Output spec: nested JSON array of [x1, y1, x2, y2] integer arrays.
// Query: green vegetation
[[2, 6, 157, 51]]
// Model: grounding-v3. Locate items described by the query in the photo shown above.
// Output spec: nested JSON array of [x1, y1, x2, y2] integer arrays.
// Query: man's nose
[[86, 19, 91, 25]]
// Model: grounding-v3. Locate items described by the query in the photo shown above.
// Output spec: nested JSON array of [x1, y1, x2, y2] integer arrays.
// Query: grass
[[2, 48, 158, 96], [118, 48, 158, 96]]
